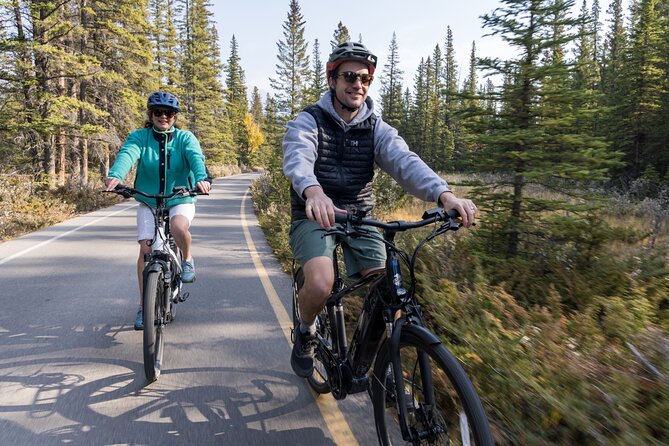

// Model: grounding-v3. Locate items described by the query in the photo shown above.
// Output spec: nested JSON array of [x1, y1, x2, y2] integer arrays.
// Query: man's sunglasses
[[337, 71, 374, 86], [152, 109, 177, 118]]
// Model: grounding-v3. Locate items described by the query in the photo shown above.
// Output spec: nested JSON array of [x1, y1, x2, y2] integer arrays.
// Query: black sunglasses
[[152, 109, 177, 118], [337, 71, 374, 86]]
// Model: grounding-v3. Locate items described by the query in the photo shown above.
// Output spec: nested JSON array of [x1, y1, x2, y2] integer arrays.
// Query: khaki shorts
[[137, 203, 195, 241], [289, 219, 386, 278]]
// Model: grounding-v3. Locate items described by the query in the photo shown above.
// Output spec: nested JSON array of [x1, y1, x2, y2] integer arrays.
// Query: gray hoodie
[[283, 90, 451, 204]]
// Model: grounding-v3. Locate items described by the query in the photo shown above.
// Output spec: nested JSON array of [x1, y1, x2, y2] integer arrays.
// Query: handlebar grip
[[334, 212, 348, 224]]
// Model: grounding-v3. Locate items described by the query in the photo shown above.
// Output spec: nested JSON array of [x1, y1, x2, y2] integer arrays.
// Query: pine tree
[[407, 58, 429, 158], [572, 0, 601, 135], [331, 21, 350, 50], [179, 0, 233, 163], [443, 26, 464, 169], [90, 0, 157, 186], [379, 32, 405, 130], [149, 0, 183, 91], [224, 34, 249, 165], [618, 0, 667, 177], [261, 93, 285, 174], [249, 86, 264, 125], [476, 0, 619, 261], [304, 38, 327, 105], [270, 0, 310, 119]]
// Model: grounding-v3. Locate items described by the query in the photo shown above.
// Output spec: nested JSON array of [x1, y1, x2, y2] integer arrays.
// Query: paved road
[[0, 173, 378, 445]]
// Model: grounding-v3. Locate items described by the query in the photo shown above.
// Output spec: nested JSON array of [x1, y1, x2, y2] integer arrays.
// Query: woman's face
[[150, 108, 177, 131]]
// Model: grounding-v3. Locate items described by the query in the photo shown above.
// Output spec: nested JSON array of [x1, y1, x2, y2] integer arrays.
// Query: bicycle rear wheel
[[292, 267, 330, 394], [372, 325, 493, 445], [143, 269, 165, 382]]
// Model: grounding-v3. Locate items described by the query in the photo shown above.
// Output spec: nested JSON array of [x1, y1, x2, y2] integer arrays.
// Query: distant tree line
[[1, 0, 668, 204]]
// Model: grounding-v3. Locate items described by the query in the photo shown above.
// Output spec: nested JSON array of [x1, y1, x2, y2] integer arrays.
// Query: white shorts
[[136, 203, 195, 242]]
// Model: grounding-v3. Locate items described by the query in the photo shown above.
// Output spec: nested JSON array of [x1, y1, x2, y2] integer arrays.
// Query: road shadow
[[0, 357, 336, 445]]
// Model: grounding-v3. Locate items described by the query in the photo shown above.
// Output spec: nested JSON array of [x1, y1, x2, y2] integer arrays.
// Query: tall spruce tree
[[331, 21, 350, 50], [618, 0, 667, 177], [379, 32, 405, 130], [304, 38, 327, 105], [91, 0, 156, 185], [270, 0, 310, 119], [149, 0, 183, 91], [443, 26, 465, 169], [249, 86, 264, 125], [179, 0, 233, 163], [224, 34, 249, 164]]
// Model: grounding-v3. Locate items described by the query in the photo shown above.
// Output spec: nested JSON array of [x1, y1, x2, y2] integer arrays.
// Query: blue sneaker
[[134, 308, 143, 330], [181, 260, 196, 283]]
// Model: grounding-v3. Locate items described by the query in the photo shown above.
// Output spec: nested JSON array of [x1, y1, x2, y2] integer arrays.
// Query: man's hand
[[303, 185, 344, 230], [439, 191, 477, 228]]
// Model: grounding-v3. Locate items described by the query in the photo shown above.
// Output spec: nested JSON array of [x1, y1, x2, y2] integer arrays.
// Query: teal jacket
[[108, 126, 207, 208]]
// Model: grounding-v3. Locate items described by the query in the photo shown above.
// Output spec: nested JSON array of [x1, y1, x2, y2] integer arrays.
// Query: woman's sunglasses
[[152, 109, 177, 118], [337, 71, 374, 86]]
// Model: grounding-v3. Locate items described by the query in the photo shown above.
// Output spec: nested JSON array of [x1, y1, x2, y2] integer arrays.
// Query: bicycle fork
[[388, 318, 442, 442]]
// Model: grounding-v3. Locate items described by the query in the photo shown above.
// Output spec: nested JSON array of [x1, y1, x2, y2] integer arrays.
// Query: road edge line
[[0, 203, 137, 266], [240, 188, 359, 446]]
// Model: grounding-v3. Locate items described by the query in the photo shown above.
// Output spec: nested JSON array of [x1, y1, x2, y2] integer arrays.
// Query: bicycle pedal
[[179, 292, 190, 302]]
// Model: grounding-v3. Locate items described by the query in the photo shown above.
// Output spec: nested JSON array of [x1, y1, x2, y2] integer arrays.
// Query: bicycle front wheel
[[143, 269, 165, 382], [372, 325, 493, 445]]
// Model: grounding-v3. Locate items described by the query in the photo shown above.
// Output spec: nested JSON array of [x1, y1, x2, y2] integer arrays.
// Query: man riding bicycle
[[104, 91, 211, 330], [283, 42, 477, 378]]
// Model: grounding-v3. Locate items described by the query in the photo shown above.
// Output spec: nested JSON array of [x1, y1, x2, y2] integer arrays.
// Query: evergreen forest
[[1, 0, 668, 444]]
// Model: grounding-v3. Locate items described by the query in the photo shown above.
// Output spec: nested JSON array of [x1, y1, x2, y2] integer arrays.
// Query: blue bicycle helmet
[[147, 91, 180, 112]]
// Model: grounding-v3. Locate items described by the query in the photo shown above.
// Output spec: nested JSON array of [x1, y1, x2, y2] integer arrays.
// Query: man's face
[[329, 60, 372, 114]]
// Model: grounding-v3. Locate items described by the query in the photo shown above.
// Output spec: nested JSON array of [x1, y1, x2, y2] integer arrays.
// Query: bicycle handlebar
[[106, 184, 208, 200], [333, 207, 461, 232]]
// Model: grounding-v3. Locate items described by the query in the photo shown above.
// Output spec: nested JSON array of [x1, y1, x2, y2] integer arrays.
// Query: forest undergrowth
[[251, 170, 669, 446]]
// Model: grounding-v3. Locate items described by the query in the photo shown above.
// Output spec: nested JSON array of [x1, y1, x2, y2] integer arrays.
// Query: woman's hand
[[104, 177, 120, 191], [196, 180, 211, 194]]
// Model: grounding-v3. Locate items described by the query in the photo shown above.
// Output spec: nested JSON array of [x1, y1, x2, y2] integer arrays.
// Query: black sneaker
[[291, 327, 318, 378]]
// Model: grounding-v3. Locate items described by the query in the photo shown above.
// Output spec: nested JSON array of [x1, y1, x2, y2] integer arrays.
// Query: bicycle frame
[[312, 208, 462, 399], [143, 199, 183, 311], [108, 184, 203, 312]]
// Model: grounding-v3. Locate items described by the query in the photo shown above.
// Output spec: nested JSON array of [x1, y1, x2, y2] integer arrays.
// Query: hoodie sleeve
[[283, 111, 320, 198], [373, 117, 451, 203]]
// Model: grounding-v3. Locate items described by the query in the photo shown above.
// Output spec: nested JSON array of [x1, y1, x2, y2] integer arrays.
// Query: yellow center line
[[240, 188, 359, 446]]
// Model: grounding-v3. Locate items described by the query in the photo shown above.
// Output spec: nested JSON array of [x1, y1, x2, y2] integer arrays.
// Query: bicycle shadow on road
[[0, 357, 336, 445]]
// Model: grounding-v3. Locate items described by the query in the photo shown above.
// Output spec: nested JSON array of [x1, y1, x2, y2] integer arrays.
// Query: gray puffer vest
[[290, 104, 376, 221]]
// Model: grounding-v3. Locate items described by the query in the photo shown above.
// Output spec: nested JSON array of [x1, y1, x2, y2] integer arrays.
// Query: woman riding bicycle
[[104, 91, 211, 330], [283, 42, 477, 378]]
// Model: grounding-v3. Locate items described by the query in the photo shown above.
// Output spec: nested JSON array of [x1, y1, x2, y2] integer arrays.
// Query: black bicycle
[[291, 208, 494, 445], [108, 184, 206, 382]]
